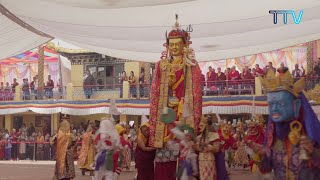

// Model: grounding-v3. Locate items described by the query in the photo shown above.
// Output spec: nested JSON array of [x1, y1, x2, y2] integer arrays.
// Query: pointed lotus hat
[[109, 99, 121, 115], [141, 114, 149, 125]]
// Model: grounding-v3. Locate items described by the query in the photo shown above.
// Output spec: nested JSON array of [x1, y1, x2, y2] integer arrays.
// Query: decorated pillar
[[144, 62, 151, 98], [306, 41, 314, 75], [38, 46, 45, 98], [306, 41, 316, 90]]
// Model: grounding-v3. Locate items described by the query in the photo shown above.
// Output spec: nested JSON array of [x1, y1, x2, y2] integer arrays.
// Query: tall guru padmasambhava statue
[[148, 15, 202, 179]]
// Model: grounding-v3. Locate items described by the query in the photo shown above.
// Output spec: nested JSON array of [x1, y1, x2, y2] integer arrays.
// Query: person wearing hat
[[233, 121, 249, 168], [115, 124, 132, 172], [51, 119, 77, 180], [171, 124, 198, 180], [194, 116, 222, 180], [93, 118, 121, 180], [135, 116, 156, 180], [78, 121, 95, 177]]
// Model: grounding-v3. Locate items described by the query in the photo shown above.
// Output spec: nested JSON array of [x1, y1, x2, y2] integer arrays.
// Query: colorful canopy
[[0, 46, 58, 65]]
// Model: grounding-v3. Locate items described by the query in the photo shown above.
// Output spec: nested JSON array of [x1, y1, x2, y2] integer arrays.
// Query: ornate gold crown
[[259, 69, 305, 96], [303, 84, 320, 103]]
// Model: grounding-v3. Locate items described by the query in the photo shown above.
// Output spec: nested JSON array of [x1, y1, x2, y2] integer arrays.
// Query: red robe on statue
[[149, 59, 202, 180], [149, 59, 202, 145]]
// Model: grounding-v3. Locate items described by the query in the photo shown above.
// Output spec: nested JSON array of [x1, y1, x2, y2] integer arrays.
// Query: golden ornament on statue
[[288, 120, 302, 145]]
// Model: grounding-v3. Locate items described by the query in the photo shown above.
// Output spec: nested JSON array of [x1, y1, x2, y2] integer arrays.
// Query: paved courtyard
[[0, 161, 258, 180]]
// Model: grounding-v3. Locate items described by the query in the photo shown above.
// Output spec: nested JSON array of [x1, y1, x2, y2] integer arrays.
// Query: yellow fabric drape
[[56, 130, 71, 175]]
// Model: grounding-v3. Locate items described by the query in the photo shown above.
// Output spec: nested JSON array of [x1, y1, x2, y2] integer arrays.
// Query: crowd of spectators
[[201, 61, 313, 95], [0, 123, 53, 161], [0, 74, 57, 101]]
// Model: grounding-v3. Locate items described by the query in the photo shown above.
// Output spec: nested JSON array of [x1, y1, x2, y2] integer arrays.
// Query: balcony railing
[[1, 76, 319, 101]]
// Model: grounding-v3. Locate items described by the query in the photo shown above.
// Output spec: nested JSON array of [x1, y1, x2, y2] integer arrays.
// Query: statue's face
[[168, 38, 185, 56], [267, 91, 300, 123]]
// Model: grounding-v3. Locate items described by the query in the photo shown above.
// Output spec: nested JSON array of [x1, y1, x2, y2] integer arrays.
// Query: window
[[106, 66, 113, 77], [85, 64, 124, 89]]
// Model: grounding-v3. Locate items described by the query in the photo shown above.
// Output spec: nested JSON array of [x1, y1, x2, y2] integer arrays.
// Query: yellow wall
[[71, 64, 84, 86], [5, 115, 12, 131], [125, 62, 141, 78]]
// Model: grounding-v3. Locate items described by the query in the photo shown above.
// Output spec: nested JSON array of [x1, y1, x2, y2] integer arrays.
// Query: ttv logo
[[269, 10, 303, 24]]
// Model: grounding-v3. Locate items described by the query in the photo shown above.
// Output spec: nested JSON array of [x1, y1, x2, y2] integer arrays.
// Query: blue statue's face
[[267, 91, 300, 123]]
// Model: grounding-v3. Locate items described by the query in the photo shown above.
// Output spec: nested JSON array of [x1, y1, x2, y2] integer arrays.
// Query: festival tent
[[0, 46, 70, 85], [0, 0, 320, 62]]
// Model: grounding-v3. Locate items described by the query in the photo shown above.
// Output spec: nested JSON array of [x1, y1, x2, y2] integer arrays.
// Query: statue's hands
[[247, 140, 266, 157], [300, 136, 314, 154]]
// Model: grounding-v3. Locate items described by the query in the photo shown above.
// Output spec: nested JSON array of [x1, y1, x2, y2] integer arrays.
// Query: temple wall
[[124, 62, 140, 78], [71, 64, 84, 86]]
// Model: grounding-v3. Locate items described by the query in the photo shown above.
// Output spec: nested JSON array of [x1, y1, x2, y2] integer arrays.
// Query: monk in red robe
[[206, 66, 216, 88]]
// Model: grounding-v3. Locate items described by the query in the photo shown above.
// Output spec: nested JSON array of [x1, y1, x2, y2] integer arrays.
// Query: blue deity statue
[[248, 69, 320, 180]]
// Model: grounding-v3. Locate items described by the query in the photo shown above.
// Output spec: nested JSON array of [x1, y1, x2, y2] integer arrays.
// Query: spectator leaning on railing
[[30, 76, 38, 99], [83, 69, 95, 99], [45, 75, 54, 99], [292, 63, 305, 78]]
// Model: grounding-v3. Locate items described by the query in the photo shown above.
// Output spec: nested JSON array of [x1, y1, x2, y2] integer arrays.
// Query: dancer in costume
[[194, 117, 220, 180], [244, 119, 265, 177], [218, 120, 237, 168], [94, 118, 121, 180], [115, 124, 131, 171], [170, 124, 198, 180], [51, 119, 77, 180], [247, 69, 320, 179], [135, 116, 156, 180], [148, 15, 202, 180], [78, 121, 95, 176], [233, 121, 249, 168]]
